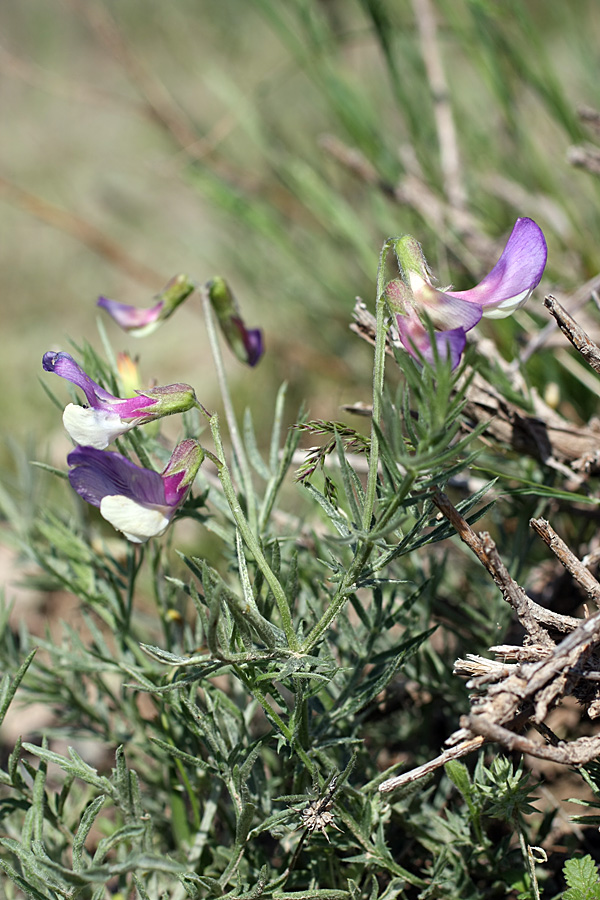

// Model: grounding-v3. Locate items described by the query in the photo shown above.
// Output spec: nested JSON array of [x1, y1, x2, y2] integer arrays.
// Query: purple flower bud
[[67, 439, 204, 543], [97, 274, 196, 337], [206, 277, 264, 366], [43, 351, 197, 448]]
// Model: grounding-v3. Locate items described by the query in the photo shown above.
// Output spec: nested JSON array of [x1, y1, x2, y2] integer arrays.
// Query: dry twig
[[380, 493, 600, 793], [544, 294, 600, 375]]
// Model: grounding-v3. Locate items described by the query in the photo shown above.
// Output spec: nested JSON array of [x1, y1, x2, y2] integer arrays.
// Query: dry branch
[[544, 294, 600, 375], [380, 492, 600, 792]]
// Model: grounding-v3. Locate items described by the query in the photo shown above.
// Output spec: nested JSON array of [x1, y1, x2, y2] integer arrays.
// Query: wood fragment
[[379, 736, 485, 792], [380, 498, 600, 791], [529, 517, 600, 607]]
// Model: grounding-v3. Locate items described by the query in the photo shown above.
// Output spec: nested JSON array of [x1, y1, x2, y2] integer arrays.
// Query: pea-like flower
[[43, 351, 197, 449], [97, 274, 196, 337], [206, 277, 264, 367], [67, 439, 204, 543], [386, 217, 547, 369]]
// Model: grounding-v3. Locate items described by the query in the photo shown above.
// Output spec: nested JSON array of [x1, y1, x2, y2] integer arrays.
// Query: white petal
[[63, 404, 130, 449], [100, 495, 172, 543], [481, 288, 532, 319]]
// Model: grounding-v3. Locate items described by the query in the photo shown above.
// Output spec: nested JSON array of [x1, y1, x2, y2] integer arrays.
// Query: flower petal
[[447, 217, 547, 318], [98, 275, 196, 336], [42, 351, 115, 406], [396, 313, 466, 371], [67, 446, 167, 507], [231, 318, 264, 367], [99, 495, 171, 543], [63, 404, 131, 449], [97, 297, 165, 337], [386, 277, 482, 334]]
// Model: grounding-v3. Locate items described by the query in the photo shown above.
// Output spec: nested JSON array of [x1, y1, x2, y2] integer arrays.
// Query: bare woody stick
[[379, 736, 485, 792], [412, 0, 466, 212], [431, 491, 552, 646], [544, 294, 600, 374], [529, 517, 600, 607], [463, 716, 600, 766]]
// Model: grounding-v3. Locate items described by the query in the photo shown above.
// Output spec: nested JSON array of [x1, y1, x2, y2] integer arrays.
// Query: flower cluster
[[44, 350, 204, 543], [44, 274, 264, 542], [385, 217, 547, 369]]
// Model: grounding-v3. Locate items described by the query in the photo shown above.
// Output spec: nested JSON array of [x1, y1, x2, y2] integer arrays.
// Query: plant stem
[[211, 414, 298, 651], [362, 239, 394, 533], [301, 241, 397, 656], [300, 541, 373, 654], [201, 286, 258, 535]]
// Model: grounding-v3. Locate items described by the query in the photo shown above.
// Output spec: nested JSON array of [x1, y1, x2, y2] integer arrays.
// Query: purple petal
[[397, 313, 467, 371], [161, 439, 204, 506], [97, 297, 164, 332], [68, 446, 167, 508], [230, 318, 264, 367], [417, 288, 483, 333], [42, 351, 115, 406], [111, 394, 157, 418], [447, 217, 547, 314]]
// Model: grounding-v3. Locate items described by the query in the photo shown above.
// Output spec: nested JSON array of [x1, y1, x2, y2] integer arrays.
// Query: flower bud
[[206, 277, 264, 366]]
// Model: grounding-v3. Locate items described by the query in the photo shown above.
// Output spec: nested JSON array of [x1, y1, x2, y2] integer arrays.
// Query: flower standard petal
[[447, 217, 547, 319], [67, 446, 167, 508], [42, 351, 115, 406], [96, 297, 165, 336]]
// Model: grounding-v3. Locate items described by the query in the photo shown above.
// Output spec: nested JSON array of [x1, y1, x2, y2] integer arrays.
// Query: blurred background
[[3, 0, 600, 456]]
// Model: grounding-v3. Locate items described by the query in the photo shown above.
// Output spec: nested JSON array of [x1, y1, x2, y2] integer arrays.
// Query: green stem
[[371, 470, 416, 534], [300, 541, 373, 654], [124, 544, 144, 634], [517, 822, 541, 900], [302, 241, 397, 655], [362, 239, 395, 533], [211, 414, 299, 651], [201, 287, 258, 535], [240, 675, 315, 775]]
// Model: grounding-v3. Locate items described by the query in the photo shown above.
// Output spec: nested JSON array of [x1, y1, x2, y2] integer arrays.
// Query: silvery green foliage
[[0, 328, 567, 899]]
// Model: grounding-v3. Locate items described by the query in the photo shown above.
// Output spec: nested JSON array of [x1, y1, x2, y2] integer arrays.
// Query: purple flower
[[386, 217, 547, 369], [67, 439, 204, 543], [43, 351, 197, 449], [206, 277, 264, 366], [98, 274, 196, 337]]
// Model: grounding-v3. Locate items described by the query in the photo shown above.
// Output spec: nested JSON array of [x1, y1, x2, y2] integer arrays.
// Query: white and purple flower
[[97, 274, 196, 337], [386, 217, 548, 369], [67, 439, 204, 543], [43, 351, 197, 449]]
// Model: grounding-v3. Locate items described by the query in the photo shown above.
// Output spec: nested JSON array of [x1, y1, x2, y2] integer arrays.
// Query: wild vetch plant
[[2, 217, 600, 898]]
